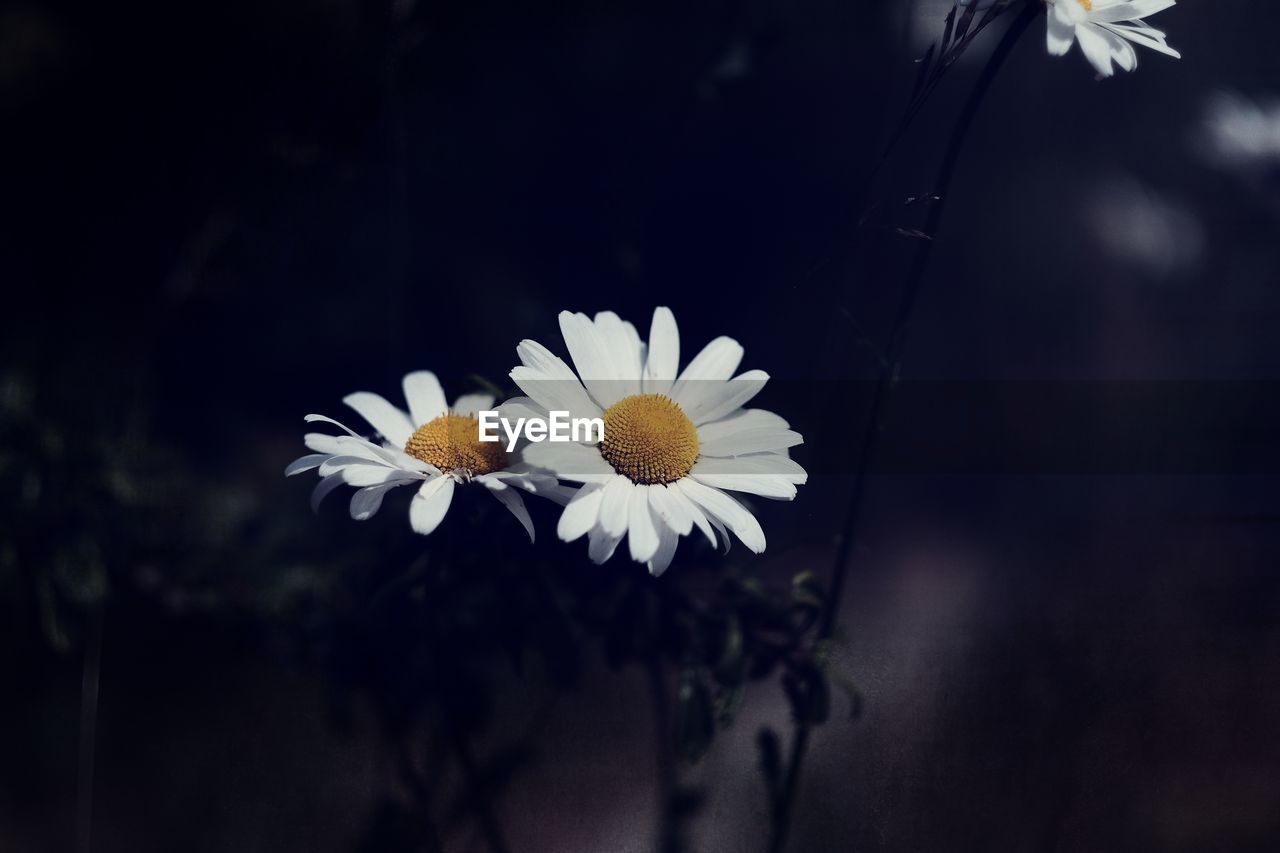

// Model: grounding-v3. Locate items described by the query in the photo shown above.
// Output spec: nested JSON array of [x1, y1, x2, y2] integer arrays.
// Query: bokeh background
[[4, 0, 1280, 851]]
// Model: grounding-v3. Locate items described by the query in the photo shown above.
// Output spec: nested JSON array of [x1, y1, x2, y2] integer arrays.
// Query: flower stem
[[77, 603, 105, 853], [766, 6, 1040, 852]]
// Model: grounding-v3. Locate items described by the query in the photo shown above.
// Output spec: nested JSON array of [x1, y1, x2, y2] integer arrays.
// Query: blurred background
[[3, 0, 1280, 850]]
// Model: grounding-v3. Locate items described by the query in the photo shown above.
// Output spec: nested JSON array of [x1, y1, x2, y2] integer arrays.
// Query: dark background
[[4, 0, 1280, 851]]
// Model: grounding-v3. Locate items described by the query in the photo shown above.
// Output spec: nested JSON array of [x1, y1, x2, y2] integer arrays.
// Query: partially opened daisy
[[1045, 0, 1180, 77], [286, 371, 566, 540], [506, 308, 806, 576]]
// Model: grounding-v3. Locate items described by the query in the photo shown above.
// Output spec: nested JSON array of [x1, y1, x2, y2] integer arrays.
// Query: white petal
[[1076, 23, 1118, 76], [642, 306, 680, 397], [706, 514, 732, 554], [311, 472, 346, 513], [1113, 33, 1138, 72], [452, 393, 496, 417], [647, 483, 693, 536], [676, 478, 766, 553], [628, 485, 660, 563], [1092, 0, 1176, 24], [1047, 5, 1076, 56], [490, 487, 535, 542], [402, 371, 448, 427], [304, 432, 346, 455], [688, 469, 797, 500], [304, 414, 369, 439], [647, 516, 679, 577], [1105, 21, 1181, 58], [680, 369, 769, 425], [285, 453, 329, 477], [322, 434, 405, 467], [557, 483, 605, 542], [697, 408, 790, 443], [343, 392, 415, 447], [691, 452, 807, 485], [544, 484, 579, 506], [511, 339, 602, 420], [665, 481, 716, 547], [557, 311, 625, 409], [476, 467, 557, 494], [598, 475, 635, 537], [409, 476, 454, 535], [318, 455, 388, 477], [341, 465, 423, 488], [522, 441, 616, 483], [587, 523, 623, 564], [673, 336, 744, 391], [593, 311, 643, 397], [350, 482, 402, 520], [699, 427, 803, 457]]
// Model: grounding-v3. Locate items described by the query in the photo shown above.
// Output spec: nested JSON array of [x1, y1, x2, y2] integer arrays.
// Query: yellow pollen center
[[404, 413, 508, 476], [1077, 0, 1092, 10], [599, 394, 699, 485]]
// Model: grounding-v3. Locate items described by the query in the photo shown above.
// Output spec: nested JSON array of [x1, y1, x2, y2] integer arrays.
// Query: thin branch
[[766, 6, 1040, 852], [77, 604, 105, 853]]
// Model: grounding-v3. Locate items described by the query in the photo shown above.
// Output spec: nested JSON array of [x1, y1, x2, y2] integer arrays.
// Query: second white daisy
[[507, 308, 807, 576], [287, 371, 568, 540]]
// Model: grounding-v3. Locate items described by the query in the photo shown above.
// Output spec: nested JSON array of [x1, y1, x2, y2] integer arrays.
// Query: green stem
[[766, 6, 1040, 852]]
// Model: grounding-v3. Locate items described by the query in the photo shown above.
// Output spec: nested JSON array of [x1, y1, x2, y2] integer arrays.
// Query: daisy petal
[[699, 428, 803, 457], [1076, 23, 1119, 76], [311, 472, 346, 513], [559, 310, 624, 408], [557, 483, 606, 542], [647, 483, 694, 536], [350, 483, 400, 521], [1047, 3, 1076, 56], [453, 393, 495, 417], [344, 392, 415, 447], [490, 487, 535, 542], [676, 478, 766, 553], [691, 453, 807, 488], [523, 441, 616, 483], [697, 408, 791, 443], [643, 306, 679, 397], [285, 453, 329, 477], [402, 371, 448, 427], [628, 485, 660, 563], [588, 523, 623, 564], [511, 339, 602, 420], [666, 480, 716, 547], [593, 311, 643, 397], [598, 475, 635, 538], [409, 476, 454, 535], [681, 369, 770, 425], [673, 336, 744, 390], [647, 515, 679, 577]]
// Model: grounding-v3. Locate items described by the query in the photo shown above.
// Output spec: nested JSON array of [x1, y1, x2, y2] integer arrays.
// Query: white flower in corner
[[287, 372, 569, 540], [508, 308, 807, 576], [1045, 0, 1180, 77]]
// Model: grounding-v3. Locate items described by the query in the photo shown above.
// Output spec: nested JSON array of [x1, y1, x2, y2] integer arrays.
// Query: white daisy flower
[[507, 308, 807, 577], [286, 371, 568, 540], [1045, 0, 1180, 77]]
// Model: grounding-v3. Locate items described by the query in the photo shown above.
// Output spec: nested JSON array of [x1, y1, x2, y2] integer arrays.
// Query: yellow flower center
[[599, 394, 699, 485], [1076, 0, 1092, 10], [404, 413, 508, 476]]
